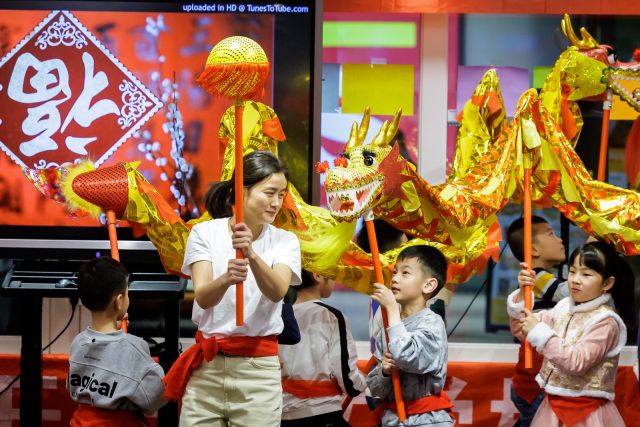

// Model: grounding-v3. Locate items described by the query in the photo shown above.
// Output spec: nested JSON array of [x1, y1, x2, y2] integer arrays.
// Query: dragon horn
[[345, 122, 360, 150], [345, 107, 371, 150], [357, 106, 371, 144], [371, 107, 402, 147], [370, 121, 390, 147], [579, 27, 599, 49], [561, 14, 599, 50]]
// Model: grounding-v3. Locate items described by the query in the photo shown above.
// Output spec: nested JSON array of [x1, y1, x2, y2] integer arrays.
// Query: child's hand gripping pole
[[364, 209, 406, 421], [234, 99, 245, 326], [523, 164, 533, 368]]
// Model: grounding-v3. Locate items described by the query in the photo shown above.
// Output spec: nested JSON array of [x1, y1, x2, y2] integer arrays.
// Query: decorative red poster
[[0, 10, 162, 170]]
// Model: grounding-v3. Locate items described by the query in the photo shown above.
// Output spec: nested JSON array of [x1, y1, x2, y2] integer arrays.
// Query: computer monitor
[[0, 0, 321, 260]]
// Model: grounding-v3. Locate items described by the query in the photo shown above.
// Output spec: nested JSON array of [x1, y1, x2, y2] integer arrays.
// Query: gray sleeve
[[386, 320, 446, 374], [129, 363, 167, 415], [366, 331, 392, 399]]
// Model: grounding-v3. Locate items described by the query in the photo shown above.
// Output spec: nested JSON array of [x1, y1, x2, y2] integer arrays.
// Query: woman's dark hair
[[204, 151, 289, 218], [569, 241, 637, 341]]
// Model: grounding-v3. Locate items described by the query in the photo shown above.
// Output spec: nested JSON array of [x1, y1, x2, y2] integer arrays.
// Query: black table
[[1, 267, 185, 427]]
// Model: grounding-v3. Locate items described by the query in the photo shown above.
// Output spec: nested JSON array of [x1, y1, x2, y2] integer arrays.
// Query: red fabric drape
[[2, 355, 640, 427], [625, 116, 640, 189]]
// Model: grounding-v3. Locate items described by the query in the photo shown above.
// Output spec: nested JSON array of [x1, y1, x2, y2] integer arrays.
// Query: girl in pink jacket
[[508, 241, 635, 427]]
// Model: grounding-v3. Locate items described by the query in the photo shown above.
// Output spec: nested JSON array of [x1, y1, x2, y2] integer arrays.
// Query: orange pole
[[523, 168, 532, 368], [597, 89, 613, 182], [106, 210, 120, 261], [360, 356, 378, 374], [106, 209, 126, 333], [365, 211, 406, 422], [234, 99, 245, 326]]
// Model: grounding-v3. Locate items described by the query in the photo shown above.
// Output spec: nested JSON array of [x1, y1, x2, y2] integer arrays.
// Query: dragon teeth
[[326, 180, 380, 218]]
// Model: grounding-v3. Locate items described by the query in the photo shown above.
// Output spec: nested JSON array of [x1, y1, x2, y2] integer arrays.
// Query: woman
[[164, 150, 301, 426]]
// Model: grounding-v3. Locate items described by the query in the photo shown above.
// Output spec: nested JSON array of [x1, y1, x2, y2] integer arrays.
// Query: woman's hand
[[381, 351, 396, 376], [231, 223, 256, 259], [226, 258, 249, 285], [519, 308, 539, 335]]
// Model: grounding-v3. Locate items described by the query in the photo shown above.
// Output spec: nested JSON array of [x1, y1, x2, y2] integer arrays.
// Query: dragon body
[[321, 14, 640, 280], [25, 15, 640, 294]]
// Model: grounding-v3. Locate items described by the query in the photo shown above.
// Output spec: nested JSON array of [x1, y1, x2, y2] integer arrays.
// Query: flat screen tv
[[0, 0, 321, 260]]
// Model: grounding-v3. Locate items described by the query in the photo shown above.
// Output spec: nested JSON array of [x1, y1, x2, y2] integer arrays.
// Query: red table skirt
[[1, 355, 638, 426], [344, 361, 640, 427]]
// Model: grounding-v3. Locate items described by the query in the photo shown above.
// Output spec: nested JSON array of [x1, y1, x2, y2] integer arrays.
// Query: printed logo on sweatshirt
[[69, 373, 118, 398]]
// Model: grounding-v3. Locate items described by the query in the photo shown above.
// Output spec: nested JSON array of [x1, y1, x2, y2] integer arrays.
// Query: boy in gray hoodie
[[367, 245, 453, 427], [67, 257, 166, 426]]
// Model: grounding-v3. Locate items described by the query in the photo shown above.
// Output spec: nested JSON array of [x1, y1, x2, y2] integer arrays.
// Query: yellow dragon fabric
[[41, 14, 640, 293]]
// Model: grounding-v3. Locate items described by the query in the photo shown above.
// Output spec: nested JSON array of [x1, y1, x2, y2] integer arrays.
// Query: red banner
[[1, 355, 638, 426], [344, 362, 640, 427], [0, 11, 162, 170]]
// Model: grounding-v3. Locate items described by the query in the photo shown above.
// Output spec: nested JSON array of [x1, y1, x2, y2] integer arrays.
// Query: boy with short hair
[[506, 216, 567, 426], [67, 257, 166, 426], [506, 216, 567, 310], [367, 245, 453, 427], [279, 269, 366, 426]]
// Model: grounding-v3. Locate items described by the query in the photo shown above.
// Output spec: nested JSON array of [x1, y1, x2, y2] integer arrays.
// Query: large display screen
[[0, 0, 320, 258]]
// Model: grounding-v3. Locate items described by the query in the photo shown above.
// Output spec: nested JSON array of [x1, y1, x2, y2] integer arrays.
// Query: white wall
[[418, 14, 449, 185]]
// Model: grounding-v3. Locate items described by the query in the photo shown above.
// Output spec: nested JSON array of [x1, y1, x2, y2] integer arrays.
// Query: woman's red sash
[[163, 331, 278, 400]]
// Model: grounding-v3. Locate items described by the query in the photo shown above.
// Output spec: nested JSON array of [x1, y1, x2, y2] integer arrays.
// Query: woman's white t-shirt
[[182, 218, 301, 338]]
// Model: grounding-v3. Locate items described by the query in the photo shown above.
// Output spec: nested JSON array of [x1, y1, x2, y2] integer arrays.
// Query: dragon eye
[[364, 154, 374, 166]]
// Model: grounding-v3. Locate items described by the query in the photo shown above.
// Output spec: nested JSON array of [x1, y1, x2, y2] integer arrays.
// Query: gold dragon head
[[560, 14, 640, 111], [324, 107, 402, 222]]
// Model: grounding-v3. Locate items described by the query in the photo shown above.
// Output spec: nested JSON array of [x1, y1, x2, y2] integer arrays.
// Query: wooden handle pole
[[106, 209, 126, 333], [597, 89, 613, 182], [234, 99, 245, 326], [365, 212, 406, 421], [523, 168, 532, 368]]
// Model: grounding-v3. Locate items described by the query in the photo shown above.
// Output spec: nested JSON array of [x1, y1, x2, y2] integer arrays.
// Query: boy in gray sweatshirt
[[367, 245, 453, 427], [67, 257, 166, 425]]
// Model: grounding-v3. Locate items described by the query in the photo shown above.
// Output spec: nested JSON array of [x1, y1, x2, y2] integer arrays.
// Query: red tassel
[[333, 157, 348, 167], [315, 161, 329, 174], [196, 62, 270, 100]]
